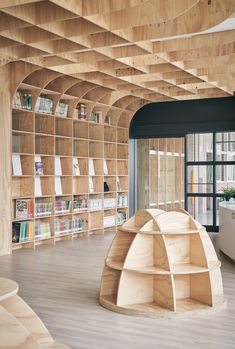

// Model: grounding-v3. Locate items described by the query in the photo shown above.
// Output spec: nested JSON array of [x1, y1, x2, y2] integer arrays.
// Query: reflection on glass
[[216, 164, 235, 193], [216, 197, 224, 226], [187, 133, 213, 162], [187, 197, 213, 226], [187, 165, 213, 193], [216, 132, 235, 161]]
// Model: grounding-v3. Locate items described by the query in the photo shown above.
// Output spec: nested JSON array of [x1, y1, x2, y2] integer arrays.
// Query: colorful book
[[35, 162, 44, 175], [16, 199, 34, 219]]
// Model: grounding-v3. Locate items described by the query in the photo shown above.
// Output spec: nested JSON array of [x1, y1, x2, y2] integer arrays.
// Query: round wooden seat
[[0, 277, 18, 301]]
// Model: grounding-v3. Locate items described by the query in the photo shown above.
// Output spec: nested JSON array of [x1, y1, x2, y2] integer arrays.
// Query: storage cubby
[[173, 273, 212, 311], [89, 123, 103, 141], [55, 137, 72, 156], [35, 197, 54, 218], [88, 194, 103, 211], [55, 117, 72, 137], [100, 266, 121, 302], [34, 217, 53, 241], [104, 176, 116, 192], [73, 194, 88, 212], [12, 177, 34, 198], [35, 113, 54, 135], [56, 157, 72, 176], [117, 160, 128, 176], [55, 196, 72, 216], [54, 215, 73, 236], [104, 210, 116, 228], [73, 120, 89, 139], [104, 160, 116, 175], [93, 159, 103, 175], [12, 110, 34, 133], [90, 176, 103, 193], [73, 212, 88, 234], [164, 233, 208, 272], [35, 135, 54, 155], [89, 211, 103, 230], [12, 155, 34, 176], [73, 176, 88, 194], [12, 132, 34, 154], [104, 143, 116, 159], [89, 141, 103, 158], [104, 126, 116, 142], [55, 176, 72, 195], [73, 139, 88, 157], [104, 193, 116, 209], [73, 158, 88, 176], [106, 231, 136, 268], [117, 114, 130, 128], [117, 144, 128, 159], [100, 209, 224, 317], [118, 176, 128, 192], [117, 128, 128, 144], [37, 156, 54, 175], [38, 176, 54, 196]]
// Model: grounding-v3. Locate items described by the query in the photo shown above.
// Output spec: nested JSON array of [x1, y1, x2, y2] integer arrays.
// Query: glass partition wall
[[185, 132, 235, 231]]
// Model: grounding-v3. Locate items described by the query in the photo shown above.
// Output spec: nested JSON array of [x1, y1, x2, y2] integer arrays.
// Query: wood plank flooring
[[0, 233, 235, 349]]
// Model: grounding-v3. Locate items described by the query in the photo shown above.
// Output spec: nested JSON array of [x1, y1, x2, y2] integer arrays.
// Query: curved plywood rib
[[0, 278, 71, 349], [99, 209, 225, 317]]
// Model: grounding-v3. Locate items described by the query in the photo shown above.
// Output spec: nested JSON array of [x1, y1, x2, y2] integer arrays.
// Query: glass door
[[185, 132, 235, 231]]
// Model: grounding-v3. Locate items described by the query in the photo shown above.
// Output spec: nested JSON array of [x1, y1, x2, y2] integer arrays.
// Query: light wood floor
[[0, 233, 235, 349]]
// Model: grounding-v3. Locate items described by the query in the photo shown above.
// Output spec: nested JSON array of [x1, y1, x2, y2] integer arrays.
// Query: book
[[89, 159, 95, 176], [73, 158, 80, 175], [103, 160, 108, 175], [35, 96, 53, 114], [73, 196, 87, 212], [12, 222, 21, 243], [74, 103, 86, 120], [35, 222, 51, 240], [116, 176, 121, 191], [12, 221, 34, 243], [89, 177, 94, 193], [12, 91, 32, 110], [55, 156, 62, 176], [35, 162, 44, 175], [55, 200, 72, 214], [12, 154, 22, 176], [35, 202, 53, 217], [55, 176, 62, 195], [55, 102, 69, 117], [35, 176, 42, 196], [16, 199, 34, 218]]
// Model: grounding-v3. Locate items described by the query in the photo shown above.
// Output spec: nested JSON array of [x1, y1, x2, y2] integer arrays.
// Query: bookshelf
[[137, 138, 184, 211], [99, 209, 224, 317], [11, 84, 130, 250]]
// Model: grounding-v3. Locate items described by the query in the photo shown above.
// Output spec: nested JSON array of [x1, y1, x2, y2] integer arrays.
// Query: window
[[185, 132, 235, 231]]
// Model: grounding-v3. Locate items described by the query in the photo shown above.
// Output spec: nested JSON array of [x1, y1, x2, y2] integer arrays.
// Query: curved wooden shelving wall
[[99, 209, 225, 317], [11, 65, 137, 250]]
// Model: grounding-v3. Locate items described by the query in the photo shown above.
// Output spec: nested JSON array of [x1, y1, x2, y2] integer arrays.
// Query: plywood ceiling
[[1, 0, 235, 109]]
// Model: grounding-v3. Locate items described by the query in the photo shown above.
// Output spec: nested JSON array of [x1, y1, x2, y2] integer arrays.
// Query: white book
[[35, 176, 42, 196], [89, 158, 95, 176], [55, 176, 62, 195], [103, 159, 108, 175], [55, 156, 62, 176], [12, 154, 22, 175], [89, 177, 94, 193], [73, 158, 80, 175], [116, 176, 121, 191]]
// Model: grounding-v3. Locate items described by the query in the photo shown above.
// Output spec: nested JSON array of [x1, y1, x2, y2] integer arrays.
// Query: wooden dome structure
[[99, 209, 224, 317]]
